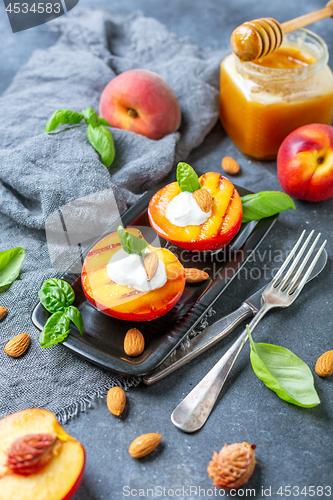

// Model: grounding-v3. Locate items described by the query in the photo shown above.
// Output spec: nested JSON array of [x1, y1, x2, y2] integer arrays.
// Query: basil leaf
[[65, 306, 83, 335], [82, 107, 99, 127], [247, 326, 320, 408], [39, 311, 71, 348], [176, 162, 202, 193], [45, 110, 84, 133], [87, 124, 115, 168], [38, 287, 68, 314], [39, 278, 75, 312], [241, 191, 295, 223], [0, 247, 25, 288], [98, 117, 112, 127], [117, 226, 147, 256]]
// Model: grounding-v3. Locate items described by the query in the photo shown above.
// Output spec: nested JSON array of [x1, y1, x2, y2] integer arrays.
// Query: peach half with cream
[[148, 163, 243, 251], [81, 227, 185, 321]]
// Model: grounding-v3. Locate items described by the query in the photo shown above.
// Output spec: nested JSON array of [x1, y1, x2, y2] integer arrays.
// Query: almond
[[0, 307, 7, 320], [222, 156, 240, 175], [128, 433, 162, 459], [4, 333, 30, 358], [315, 350, 333, 377], [107, 386, 126, 416], [185, 268, 210, 283], [193, 188, 212, 213], [143, 252, 159, 281], [124, 328, 145, 357]]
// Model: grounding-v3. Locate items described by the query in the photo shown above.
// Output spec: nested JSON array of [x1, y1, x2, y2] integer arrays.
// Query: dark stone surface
[[1, 0, 333, 498]]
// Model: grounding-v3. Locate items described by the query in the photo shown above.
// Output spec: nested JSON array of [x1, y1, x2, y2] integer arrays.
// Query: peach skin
[[99, 69, 181, 140], [277, 123, 333, 202]]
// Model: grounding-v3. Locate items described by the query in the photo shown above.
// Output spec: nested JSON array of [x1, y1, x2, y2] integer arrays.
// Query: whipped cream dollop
[[166, 191, 212, 227], [107, 249, 167, 292]]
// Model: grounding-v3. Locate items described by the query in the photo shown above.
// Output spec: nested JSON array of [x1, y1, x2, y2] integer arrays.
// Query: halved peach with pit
[[0, 408, 85, 500], [148, 171, 243, 251]]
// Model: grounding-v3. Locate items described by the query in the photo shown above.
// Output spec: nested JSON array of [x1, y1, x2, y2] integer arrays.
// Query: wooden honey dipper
[[231, 1, 333, 61]]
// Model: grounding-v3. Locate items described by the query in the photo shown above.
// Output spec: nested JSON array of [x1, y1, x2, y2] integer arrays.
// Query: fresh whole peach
[[0, 408, 85, 500], [99, 69, 181, 140], [277, 124, 333, 202]]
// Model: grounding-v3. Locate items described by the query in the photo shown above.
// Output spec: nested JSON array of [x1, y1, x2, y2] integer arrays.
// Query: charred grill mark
[[217, 189, 235, 235], [200, 173, 208, 185], [121, 290, 142, 299], [87, 243, 121, 256], [84, 265, 108, 274]]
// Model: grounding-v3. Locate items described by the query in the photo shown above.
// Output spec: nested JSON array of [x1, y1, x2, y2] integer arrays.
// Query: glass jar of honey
[[220, 29, 333, 159]]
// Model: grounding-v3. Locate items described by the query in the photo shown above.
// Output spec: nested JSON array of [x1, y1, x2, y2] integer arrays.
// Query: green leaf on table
[[38, 278, 75, 314], [0, 247, 25, 289], [45, 110, 84, 133], [176, 162, 202, 193], [65, 305, 84, 335], [240, 191, 295, 223], [87, 124, 115, 168], [82, 107, 99, 127], [39, 310, 71, 348], [246, 326, 320, 408], [117, 226, 147, 256]]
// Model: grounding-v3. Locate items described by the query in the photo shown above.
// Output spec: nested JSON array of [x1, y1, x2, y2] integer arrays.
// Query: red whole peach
[[99, 69, 181, 140], [277, 124, 333, 202]]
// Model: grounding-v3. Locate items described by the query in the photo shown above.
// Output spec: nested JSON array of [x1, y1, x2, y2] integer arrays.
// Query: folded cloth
[[0, 8, 226, 422]]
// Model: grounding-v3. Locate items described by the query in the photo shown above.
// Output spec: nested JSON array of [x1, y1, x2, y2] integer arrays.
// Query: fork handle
[[171, 302, 271, 433]]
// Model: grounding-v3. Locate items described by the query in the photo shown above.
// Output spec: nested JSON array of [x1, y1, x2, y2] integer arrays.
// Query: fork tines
[[272, 230, 327, 297]]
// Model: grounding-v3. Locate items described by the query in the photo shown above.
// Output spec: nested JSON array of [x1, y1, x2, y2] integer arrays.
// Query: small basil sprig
[[176, 162, 202, 193], [0, 247, 25, 290], [45, 107, 115, 168], [117, 226, 147, 256], [38, 278, 75, 313], [246, 326, 320, 408], [38, 278, 83, 349], [241, 191, 295, 223]]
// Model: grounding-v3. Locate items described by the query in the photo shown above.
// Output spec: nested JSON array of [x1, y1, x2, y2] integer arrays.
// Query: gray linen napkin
[[0, 8, 226, 422]]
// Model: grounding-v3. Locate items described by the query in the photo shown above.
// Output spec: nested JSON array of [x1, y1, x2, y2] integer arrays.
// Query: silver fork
[[171, 230, 327, 433]]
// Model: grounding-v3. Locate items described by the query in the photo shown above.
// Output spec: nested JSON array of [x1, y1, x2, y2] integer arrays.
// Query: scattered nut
[[207, 442, 257, 490], [4, 333, 30, 358], [193, 188, 212, 213], [143, 252, 159, 281], [128, 433, 162, 459], [222, 156, 240, 175], [315, 350, 333, 377], [124, 328, 145, 357], [185, 268, 210, 283], [107, 386, 126, 416], [0, 307, 7, 320], [6, 433, 61, 475]]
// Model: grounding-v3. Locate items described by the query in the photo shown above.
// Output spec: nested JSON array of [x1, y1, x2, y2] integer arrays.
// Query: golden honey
[[220, 29, 333, 159]]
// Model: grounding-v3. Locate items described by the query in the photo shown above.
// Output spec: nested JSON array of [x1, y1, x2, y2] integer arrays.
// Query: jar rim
[[235, 28, 328, 81]]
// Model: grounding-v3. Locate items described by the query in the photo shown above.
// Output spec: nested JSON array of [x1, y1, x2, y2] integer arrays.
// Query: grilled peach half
[[148, 171, 243, 251], [81, 228, 185, 321]]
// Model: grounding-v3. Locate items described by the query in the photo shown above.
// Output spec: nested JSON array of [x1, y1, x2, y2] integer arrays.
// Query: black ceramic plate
[[31, 176, 277, 376]]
